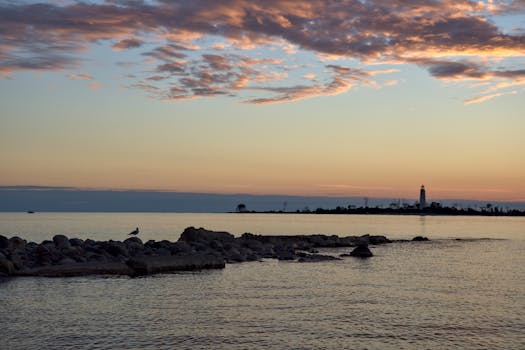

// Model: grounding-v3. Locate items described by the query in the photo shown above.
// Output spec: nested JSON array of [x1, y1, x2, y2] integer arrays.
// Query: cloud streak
[[1, 0, 525, 103]]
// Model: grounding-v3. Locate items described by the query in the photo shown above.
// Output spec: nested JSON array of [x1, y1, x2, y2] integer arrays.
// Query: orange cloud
[[464, 90, 517, 105], [67, 73, 93, 80]]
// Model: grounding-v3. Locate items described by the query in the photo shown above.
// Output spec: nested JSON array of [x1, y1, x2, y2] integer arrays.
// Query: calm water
[[1, 213, 524, 349]]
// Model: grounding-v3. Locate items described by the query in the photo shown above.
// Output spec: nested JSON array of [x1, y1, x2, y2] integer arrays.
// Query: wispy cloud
[[67, 73, 93, 80], [464, 90, 517, 105]]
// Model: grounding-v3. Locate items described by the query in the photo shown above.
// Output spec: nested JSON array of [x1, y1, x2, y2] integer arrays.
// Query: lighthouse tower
[[419, 185, 427, 209]]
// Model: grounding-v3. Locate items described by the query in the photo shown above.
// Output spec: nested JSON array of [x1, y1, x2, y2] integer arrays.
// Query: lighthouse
[[419, 185, 427, 209]]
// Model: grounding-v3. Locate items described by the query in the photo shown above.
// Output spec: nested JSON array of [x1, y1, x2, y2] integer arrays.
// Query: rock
[[124, 237, 143, 246], [0, 258, 15, 275], [369, 235, 392, 245], [169, 241, 191, 255], [241, 238, 263, 251], [298, 254, 342, 262], [10, 252, 29, 270], [124, 237, 144, 255], [53, 235, 71, 249], [348, 245, 373, 258], [58, 257, 77, 265], [8, 236, 26, 251], [63, 246, 86, 262], [179, 227, 234, 243], [126, 254, 225, 275], [69, 238, 84, 247], [16, 262, 134, 277], [225, 247, 246, 262], [104, 241, 129, 257], [86, 252, 108, 263], [0, 235, 8, 249], [275, 247, 296, 260], [412, 236, 429, 241]]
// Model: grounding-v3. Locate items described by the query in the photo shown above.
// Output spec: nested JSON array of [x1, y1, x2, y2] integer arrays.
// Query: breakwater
[[0, 227, 426, 278]]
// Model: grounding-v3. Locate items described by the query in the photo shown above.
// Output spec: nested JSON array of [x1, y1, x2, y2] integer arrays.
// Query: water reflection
[[419, 215, 427, 237]]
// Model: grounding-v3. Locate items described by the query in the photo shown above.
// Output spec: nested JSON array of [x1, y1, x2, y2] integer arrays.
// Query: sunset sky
[[1, 0, 524, 201]]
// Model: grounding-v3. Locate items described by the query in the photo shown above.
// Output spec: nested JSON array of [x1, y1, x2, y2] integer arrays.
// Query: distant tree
[[236, 203, 247, 213]]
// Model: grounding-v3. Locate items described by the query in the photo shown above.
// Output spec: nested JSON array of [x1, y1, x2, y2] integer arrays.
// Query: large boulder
[[53, 235, 71, 249], [8, 237, 26, 251], [179, 227, 234, 243], [348, 245, 373, 258], [124, 237, 144, 255]]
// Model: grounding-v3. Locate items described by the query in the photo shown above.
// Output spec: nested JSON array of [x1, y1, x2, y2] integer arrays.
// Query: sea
[[1, 213, 524, 350]]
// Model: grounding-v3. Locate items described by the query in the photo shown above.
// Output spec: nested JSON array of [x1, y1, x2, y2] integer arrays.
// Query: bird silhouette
[[129, 227, 139, 235]]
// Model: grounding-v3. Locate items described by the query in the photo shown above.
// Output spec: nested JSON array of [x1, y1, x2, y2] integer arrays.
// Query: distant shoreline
[[233, 208, 525, 217]]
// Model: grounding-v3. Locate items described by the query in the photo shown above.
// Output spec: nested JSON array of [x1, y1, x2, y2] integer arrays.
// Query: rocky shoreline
[[0, 227, 427, 279]]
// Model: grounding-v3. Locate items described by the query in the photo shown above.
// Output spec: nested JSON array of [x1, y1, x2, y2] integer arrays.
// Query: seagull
[[129, 227, 139, 235]]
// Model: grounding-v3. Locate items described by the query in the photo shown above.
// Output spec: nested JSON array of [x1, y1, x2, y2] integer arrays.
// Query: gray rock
[[0, 258, 15, 275], [0, 235, 8, 249], [8, 237, 26, 251], [63, 246, 86, 262], [124, 236, 143, 247], [69, 238, 84, 247], [16, 262, 134, 277], [348, 245, 373, 258], [276, 247, 296, 260], [104, 241, 129, 257], [86, 252, 108, 263], [124, 237, 144, 255], [298, 253, 342, 262], [369, 235, 391, 245], [127, 254, 225, 275], [169, 241, 191, 255], [58, 257, 77, 265], [179, 227, 234, 243], [53, 235, 71, 249]]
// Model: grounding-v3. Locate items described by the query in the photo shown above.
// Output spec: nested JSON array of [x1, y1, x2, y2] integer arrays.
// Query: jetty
[[0, 227, 426, 279]]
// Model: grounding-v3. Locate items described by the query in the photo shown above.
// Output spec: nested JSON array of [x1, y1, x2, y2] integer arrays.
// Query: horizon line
[[1, 185, 524, 204]]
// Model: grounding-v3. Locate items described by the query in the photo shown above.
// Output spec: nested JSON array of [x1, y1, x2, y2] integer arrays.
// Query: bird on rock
[[129, 227, 139, 235]]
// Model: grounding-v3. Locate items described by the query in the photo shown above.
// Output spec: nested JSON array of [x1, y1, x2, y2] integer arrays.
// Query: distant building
[[419, 185, 427, 209]]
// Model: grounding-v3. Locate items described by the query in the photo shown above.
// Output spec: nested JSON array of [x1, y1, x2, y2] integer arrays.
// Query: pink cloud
[[67, 73, 93, 80], [1, 0, 525, 104]]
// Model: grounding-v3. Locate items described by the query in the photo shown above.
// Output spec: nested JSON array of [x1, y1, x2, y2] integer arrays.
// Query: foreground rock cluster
[[0, 227, 419, 278]]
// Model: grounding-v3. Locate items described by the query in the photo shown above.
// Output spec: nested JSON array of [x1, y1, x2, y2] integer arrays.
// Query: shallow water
[[1, 214, 524, 349], [1, 212, 524, 242]]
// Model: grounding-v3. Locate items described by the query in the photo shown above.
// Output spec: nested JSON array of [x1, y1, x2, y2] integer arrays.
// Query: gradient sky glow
[[1, 0, 524, 201]]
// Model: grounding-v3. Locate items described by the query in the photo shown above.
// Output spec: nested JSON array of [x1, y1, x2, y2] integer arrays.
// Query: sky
[[0, 0, 524, 202]]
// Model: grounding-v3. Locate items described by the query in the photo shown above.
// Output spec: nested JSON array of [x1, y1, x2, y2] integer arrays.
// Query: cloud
[[88, 82, 101, 90], [67, 73, 93, 80], [1, 0, 525, 103], [464, 90, 517, 105], [112, 38, 143, 51]]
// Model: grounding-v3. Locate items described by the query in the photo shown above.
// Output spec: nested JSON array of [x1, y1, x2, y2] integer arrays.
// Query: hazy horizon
[[2, 185, 524, 213]]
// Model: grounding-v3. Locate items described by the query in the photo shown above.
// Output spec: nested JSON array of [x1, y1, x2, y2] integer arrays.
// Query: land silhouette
[[237, 203, 525, 216]]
